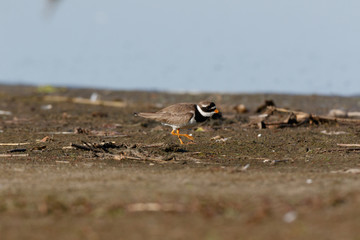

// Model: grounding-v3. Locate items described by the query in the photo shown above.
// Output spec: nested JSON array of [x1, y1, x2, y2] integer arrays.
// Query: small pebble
[[41, 104, 52, 110], [283, 211, 297, 223], [242, 164, 250, 171], [90, 92, 99, 102], [306, 179, 313, 184], [328, 109, 347, 118], [234, 104, 248, 113], [0, 110, 12, 115], [257, 134, 262, 137]]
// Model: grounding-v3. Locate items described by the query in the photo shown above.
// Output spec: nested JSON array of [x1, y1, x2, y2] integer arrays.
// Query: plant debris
[[249, 106, 360, 129], [7, 148, 27, 153]]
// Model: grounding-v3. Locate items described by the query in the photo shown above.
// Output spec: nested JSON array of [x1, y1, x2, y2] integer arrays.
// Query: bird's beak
[[214, 109, 219, 113]]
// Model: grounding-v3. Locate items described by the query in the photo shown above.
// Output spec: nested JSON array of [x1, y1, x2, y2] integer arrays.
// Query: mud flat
[[0, 85, 360, 240]]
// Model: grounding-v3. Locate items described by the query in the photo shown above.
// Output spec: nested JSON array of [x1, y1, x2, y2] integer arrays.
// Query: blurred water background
[[1, 0, 360, 95]]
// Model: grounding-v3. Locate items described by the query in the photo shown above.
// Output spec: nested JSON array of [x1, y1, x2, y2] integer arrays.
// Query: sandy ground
[[0, 85, 360, 240]]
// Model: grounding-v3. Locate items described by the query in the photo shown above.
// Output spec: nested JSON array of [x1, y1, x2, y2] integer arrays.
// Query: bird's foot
[[181, 134, 194, 141]]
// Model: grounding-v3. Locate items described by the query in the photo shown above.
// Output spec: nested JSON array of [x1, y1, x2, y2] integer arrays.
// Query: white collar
[[196, 105, 213, 117]]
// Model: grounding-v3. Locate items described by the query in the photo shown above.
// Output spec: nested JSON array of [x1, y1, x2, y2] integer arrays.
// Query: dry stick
[[126, 202, 184, 212], [337, 144, 360, 147], [81, 141, 96, 150], [36, 131, 128, 137], [313, 115, 360, 123], [0, 154, 29, 157], [268, 107, 360, 124], [140, 142, 166, 148], [56, 161, 70, 164], [0, 143, 30, 146], [71, 143, 92, 151], [111, 154, 167, 163], [43, 95, 127, 108], [267, 107, 308, 115], [37, 132, 75, 135], [8, 148, 27, 153]]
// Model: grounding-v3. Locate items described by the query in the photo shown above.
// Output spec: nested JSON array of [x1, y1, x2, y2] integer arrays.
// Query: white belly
[[162, 114, 197, 130]]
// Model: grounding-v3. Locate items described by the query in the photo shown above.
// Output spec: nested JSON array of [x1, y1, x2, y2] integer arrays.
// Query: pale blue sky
[[1, 0, 360, 95]]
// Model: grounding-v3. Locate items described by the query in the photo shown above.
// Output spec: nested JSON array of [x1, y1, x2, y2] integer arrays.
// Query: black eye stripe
[[200, 106, 217, 112], [198, 102, 216, 112]]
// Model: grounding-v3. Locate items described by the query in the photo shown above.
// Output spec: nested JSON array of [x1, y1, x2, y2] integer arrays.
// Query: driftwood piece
[[329, 109, 360, 119], [249, 106, 360, 129]]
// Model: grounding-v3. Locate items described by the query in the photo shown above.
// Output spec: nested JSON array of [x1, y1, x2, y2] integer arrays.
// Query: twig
[[126, 202, 184, 212], [56, 160, 70, 164], [267, 107, 308, 116], [71, 143, 92, 151], [36, 132, 75, 135], [314, 115, 360, 123], [0, 154, 29, 157], [0, 143, 30, 146], [81, 141, 97, 151], [140, 142, 166, 148], [337, 144, 360, 147], [8, 148, 27, 153], [43, 95, 127, 108], [112, 154, 168, 163], [62, 146, 75, 150]]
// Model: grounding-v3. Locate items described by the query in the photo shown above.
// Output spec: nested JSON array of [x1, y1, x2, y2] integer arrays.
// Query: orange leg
[[176, 129, 194, 141], [171, 129, 195, 144], [171, 129, 184, 144]]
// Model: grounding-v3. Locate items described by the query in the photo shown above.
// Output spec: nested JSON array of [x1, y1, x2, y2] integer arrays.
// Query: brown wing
[[156, 103, 195, 114], [155, 103, 194, 125], [137, 103, 195, 126], [159, 112, 194, 126]]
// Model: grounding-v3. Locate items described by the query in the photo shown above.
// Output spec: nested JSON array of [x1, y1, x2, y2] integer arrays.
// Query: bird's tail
[[133, 112, 159, 119]]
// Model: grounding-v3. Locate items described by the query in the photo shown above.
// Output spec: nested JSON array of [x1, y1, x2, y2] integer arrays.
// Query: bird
[[135, 101, 219, 144]]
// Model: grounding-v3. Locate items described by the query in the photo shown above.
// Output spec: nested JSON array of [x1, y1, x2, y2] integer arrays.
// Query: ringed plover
[[135, 101, 219, 144]]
